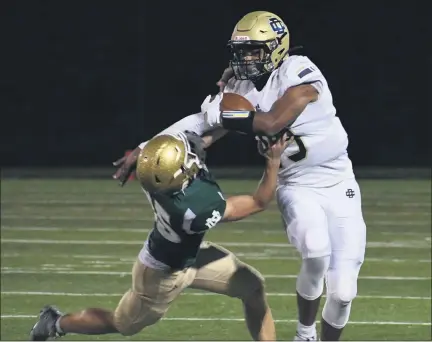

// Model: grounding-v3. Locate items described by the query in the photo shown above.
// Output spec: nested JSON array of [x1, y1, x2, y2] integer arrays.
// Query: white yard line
[[2, 226, 430, 237], [379, 231, 431, 236], [1, 226, 154, 233], [2, 206, 431, 217], [8, 253, 432, 263], [263, 274, 431, 280], [1, 291, 430, 300], [0, 315, 430, 326], [2, 252, 430, 263], [72, 254, 432, 263], [1, 238, 429, 249], [0, 196, 424, 203], [1, 214, 430, 226], [1, 268, 430, 280], [2, 197, 430, 207]]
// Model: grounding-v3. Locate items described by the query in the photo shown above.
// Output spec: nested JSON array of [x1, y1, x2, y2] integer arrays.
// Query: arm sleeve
[[139, 112, 216, 149]]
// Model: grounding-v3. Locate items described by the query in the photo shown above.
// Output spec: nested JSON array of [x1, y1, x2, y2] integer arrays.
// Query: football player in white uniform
[[113, 11, 366, 341]]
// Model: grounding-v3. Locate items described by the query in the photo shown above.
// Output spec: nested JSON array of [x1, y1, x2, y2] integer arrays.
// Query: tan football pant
[[113, 241, 265, 336]]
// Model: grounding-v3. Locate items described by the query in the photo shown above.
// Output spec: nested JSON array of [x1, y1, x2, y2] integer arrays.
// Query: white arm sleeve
[[138, 112, 216, 149]]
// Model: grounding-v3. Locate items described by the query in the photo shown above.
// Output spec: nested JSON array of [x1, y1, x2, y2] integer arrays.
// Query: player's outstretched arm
[[222, 134, 291, 222], [201, 127, 228, 149], [112, 111, 224, 186], [112, 146, 141, 186]]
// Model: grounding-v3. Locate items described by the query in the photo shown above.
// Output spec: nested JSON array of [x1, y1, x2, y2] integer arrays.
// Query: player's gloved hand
[[201, 93, 223, 127], [262, 133, 293, 160], [257, 130, 294, 156], [216, 65, 234, 92], [112, 146, 141, 186]]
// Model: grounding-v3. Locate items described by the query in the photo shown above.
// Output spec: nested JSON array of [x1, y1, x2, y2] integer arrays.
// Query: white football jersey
[[224, 55, 355, 187]]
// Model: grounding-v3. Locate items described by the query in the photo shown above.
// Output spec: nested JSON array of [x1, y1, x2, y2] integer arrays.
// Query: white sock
[[55, 317, 64, 334], [297, 322, 316, 338]]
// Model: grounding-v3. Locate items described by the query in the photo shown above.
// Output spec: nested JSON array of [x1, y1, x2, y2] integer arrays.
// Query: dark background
[[2, 0, 430, 168]]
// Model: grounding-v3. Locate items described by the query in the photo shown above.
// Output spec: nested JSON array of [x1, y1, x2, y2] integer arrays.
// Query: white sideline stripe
[[1, 291, 430, 300], [2, 196, 430, 203], [2, 207, 431, 217], [1, 214, 430, 226], [2, 197, 431, 207], [1, 227, 156, 233], [61, 255, 432, 263], [1, 315, 430, 326], [2, 252, 430, 263], [1, 238, 430, 249], [1, 268, 430, 280], [2, 226, 431, 238]]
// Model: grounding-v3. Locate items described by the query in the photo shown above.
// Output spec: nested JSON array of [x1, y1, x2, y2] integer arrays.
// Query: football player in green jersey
[[30, 131, 291, 341]]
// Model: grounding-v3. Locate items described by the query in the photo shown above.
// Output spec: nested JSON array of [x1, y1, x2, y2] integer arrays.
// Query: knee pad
[[326, 267, 359, 304], [296, 256, 330, 300], [303, 227, 331, 259], [322, 295, 352, 329], [322, 267, 359, 328]]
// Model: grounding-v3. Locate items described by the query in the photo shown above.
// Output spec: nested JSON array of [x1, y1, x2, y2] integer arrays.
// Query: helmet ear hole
[[154, 175, 161, 183]]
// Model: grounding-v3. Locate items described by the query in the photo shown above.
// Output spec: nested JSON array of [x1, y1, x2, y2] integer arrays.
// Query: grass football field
[[1, 178, 431, 341]]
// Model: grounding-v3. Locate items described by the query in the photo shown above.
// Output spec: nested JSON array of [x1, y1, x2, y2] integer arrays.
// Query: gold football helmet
[[228, 11, 290, 81], [136, 132, 206, 194]]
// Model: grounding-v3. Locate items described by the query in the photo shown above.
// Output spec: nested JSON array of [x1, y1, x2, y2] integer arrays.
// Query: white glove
[[201, 93, 223, 127]]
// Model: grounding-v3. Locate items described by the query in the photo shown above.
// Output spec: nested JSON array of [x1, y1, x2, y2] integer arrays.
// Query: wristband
[[221, 110, 255, 134]]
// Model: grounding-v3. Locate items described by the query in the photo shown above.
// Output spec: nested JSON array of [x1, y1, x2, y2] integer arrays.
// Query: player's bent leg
[[320, 178, 366, 341], [55, 259, 190, 338], [277, 186, 331, 341], [321, 260, 363, 341], [55, 308, 117, 335], [113, 259, 192, 336], [295, 255, 330, 340], [242, 282, 275, 342], [189, 241, 275, 341]]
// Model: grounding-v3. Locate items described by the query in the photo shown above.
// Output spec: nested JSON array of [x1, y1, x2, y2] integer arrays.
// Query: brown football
[[220, 93, 255, 111]]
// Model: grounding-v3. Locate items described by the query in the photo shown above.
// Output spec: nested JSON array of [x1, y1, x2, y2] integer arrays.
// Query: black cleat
[[30, 305, 65, 341]]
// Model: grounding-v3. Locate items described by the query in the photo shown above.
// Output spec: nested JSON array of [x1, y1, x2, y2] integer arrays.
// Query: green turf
[[1, 179, 431, 341]]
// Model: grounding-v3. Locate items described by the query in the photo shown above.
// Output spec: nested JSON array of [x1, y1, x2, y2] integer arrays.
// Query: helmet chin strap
[[253, 72, 271, 91]]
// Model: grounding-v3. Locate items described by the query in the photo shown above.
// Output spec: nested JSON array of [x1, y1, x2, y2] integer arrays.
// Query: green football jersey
[[145, 171, 226, 269]]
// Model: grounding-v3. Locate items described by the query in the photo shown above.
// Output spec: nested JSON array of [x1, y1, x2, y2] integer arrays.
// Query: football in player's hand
[[220, 93, 255, 111]]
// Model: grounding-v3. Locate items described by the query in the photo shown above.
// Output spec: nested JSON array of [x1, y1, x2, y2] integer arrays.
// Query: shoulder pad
[[279, 56, 324, 92]]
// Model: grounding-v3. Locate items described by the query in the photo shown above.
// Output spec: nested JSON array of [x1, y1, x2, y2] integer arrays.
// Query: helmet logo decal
[[234, 35, 250, 41], [269, 17, 285, 35]]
